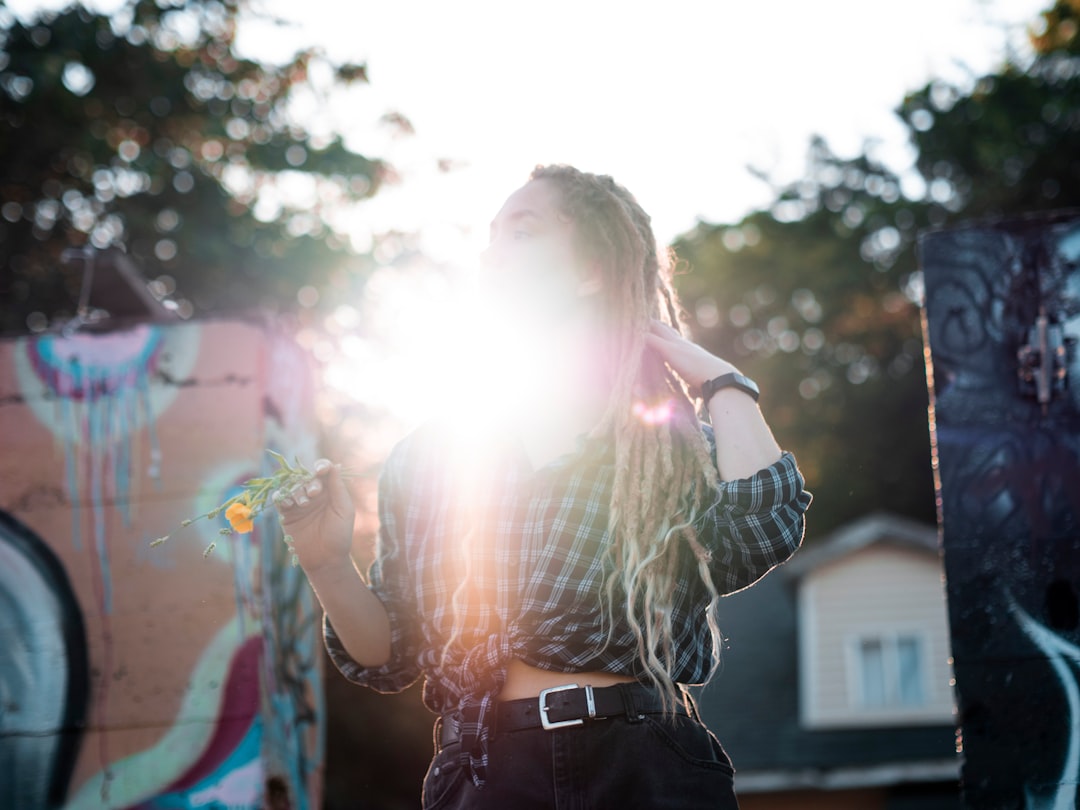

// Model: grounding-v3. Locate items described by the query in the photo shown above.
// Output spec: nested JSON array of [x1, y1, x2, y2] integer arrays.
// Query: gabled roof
[[17, 248, 183, 338], [695, 512, 957, 790], [80, 249, 181, 324], [782, 511, 940, 580]]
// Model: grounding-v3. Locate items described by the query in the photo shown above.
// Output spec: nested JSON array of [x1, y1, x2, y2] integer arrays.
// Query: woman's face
[[479, 178, 599, 323]]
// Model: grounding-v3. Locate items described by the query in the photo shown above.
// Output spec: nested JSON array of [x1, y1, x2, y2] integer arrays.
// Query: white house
[[697, 512, 961, 810]]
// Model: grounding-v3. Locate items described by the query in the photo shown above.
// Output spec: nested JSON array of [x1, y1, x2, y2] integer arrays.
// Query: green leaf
[[267, 450, 291, 471]]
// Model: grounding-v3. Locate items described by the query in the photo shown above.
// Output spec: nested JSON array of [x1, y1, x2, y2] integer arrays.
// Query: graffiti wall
[[921, 211, 1080, 809], [0, 319, 323, 809]]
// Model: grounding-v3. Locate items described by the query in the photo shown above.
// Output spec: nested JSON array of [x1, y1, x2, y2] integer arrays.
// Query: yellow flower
[[225, 501, 254, 534], [150, 452, 369, 560]]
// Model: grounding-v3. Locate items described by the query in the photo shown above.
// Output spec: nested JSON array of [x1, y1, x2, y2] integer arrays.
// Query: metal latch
[[1016, 307, 1074, 410]]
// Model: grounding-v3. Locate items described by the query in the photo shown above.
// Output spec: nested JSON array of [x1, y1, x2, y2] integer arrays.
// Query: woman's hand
[[644, 319, 737, 391], [647, 319, 782, 477], [273, 459, 356, 574]]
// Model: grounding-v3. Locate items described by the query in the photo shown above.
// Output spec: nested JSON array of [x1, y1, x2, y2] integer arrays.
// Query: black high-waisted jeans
[[422, 688, 740, 810]]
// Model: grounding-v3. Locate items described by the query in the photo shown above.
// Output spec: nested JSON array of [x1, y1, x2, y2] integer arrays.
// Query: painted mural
[[0, 319, 323, 809], [921, 212, 1080, 809]]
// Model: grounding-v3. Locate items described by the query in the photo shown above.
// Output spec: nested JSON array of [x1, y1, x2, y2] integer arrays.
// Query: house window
[[855, 634, 926, 709]]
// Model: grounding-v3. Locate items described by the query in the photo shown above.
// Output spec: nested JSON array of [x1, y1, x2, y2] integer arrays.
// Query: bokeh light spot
[[173, 171, 195, 193], [799, 378, 821, 399], [154, 239, 178, 261], [286, 144, 307, 166], [695, 297, 720, 329], [729, 304, 751, 328], [61, 62, 95, 96], [117, 139, 139, 162]]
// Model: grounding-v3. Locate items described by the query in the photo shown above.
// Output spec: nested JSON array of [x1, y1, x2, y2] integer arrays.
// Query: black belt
[[438, 682, 680, 747]]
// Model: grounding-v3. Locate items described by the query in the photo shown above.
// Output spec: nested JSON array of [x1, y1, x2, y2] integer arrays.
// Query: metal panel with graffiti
[[921, 211, 1080, 809]]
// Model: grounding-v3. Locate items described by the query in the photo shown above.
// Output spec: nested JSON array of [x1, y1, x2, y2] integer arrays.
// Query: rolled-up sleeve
[[324, 440, 422, 693], [695, 425, 812, 594]]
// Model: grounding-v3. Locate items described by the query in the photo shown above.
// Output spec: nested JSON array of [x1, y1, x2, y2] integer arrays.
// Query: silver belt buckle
[[539, 683, 586, 730]]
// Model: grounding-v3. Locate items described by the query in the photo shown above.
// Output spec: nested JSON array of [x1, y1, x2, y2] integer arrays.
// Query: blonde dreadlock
[[529, 165, 725, 712]]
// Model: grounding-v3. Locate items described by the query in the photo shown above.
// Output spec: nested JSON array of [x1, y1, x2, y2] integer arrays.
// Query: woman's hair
[[440, 165, 724, 713], [527, 165, 723, 712]]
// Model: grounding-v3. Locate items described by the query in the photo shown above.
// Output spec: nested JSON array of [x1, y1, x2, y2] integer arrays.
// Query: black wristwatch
[[699, 372, 760, 406]]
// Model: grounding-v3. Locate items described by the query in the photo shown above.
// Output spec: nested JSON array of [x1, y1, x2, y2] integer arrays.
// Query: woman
[[275, 165, 811, 809]]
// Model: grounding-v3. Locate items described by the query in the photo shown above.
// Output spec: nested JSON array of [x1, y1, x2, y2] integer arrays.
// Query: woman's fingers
[[644, 319, 682, 355], [648, 318, 681, 339], [644, 317, 735, 389], [287, 478, 320, 508], [644, 319, 686, 364], [273, 473, 330, 517], [272, 460, 345, 524]]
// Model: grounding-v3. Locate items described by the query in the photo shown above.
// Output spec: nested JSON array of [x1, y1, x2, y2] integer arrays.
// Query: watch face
[[735, 374, 759, 394]]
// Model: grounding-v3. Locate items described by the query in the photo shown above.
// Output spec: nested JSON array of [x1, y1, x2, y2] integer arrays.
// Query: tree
[[672, 0, 1080, 537], [0, 0, 391, 335], [673, 142, 934, 536], [900, 0, 1080, 221]]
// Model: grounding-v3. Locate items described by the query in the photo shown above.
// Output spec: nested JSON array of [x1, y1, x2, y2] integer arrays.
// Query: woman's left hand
[[644, 319, 736, 391]]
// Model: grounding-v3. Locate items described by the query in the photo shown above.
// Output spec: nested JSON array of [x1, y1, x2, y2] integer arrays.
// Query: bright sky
[[233, 0, 1048, 251], [7, 0, 1049, 248], [229, 0, 1048, 426], [5, 0, 1053, 429]]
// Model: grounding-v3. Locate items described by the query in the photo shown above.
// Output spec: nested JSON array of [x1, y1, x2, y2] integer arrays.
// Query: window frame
[[846, 630, 930, 711]]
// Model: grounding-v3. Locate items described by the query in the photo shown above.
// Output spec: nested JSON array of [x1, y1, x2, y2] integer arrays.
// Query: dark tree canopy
[[672, 0, 1080, 537], [0, 0, 389, 334]]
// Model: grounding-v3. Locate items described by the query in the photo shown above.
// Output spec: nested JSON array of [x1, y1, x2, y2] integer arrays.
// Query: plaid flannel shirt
[[325, 419, 811, 788]]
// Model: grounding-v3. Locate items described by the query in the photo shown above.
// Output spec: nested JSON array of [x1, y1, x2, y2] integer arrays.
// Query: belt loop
[[618, 682, 645, 724]]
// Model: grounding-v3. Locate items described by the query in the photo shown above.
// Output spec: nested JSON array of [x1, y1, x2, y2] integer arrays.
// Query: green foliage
[[0, 0, 386, 334], [899, 11, 1080, 221], [674, 142, 934, 535], [673, 4, 1080, 536]]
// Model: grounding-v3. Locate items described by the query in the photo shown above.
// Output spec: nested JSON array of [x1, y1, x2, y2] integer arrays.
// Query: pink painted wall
[[0, 319, 323, 810]]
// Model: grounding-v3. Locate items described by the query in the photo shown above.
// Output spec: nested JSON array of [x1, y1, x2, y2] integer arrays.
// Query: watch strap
[[699, 372, 760, 405]]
